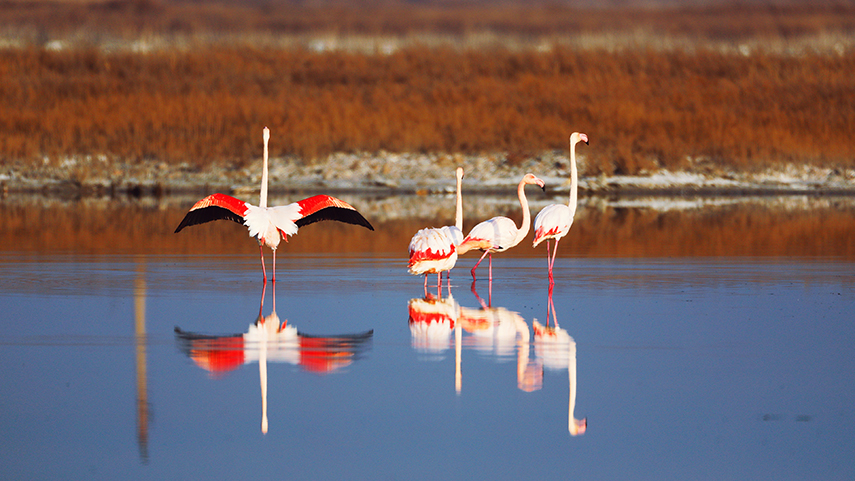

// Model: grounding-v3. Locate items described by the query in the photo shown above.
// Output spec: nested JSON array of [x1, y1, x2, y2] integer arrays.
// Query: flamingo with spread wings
[[408, 167, 465, 296], [175, 127, 374, 283], [532, 132, 588, 285]]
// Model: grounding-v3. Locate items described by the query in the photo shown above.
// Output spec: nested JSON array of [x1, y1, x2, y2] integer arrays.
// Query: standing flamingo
[[457, 173, 545, 282], [408, 167, 465, 296], [175, 127, 374, 287], [532, 132, 588, 285]]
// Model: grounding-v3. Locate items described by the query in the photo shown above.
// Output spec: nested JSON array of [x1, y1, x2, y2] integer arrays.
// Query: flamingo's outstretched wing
[[174, 194, 250, 233], [292, 195, 374, 231]]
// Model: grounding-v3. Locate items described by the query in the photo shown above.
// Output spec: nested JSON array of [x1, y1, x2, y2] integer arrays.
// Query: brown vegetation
[[2, 45, 853, 175], [1, 2, 854, 175]]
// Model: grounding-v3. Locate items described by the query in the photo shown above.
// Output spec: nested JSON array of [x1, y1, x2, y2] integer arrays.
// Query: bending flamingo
[[408, 167, 465, 296], [457, 173, 545, 282], [532, 132, 588, 284], [175, 127, 374, 284]]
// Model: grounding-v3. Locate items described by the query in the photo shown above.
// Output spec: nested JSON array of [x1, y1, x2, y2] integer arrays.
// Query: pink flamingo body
[[408, 168, 464, 295], [533, 132, 588, 285], [175, 127, 374, 288], [457, 173, 545, 281]]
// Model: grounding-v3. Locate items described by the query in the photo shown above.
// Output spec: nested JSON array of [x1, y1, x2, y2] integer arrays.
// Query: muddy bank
[[2, 151, 855, 199]]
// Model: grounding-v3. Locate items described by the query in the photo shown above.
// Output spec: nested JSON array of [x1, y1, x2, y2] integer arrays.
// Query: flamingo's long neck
[[512, 179, 533, 247], [568, 338, 579, 435], [260, 127, 270, 209], [454, 169, 463, 231], [260, 342, 268, 434], [568, 139, 578, 219]]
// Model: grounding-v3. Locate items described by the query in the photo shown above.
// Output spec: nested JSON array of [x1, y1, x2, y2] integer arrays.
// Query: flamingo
[[407, 167, 465, 296], [457, 298, 538, 392], [457, 173, 545, 282], [532, 132, 588, 285], [533, 319, 587, 436], [175, 127, 374, 286]]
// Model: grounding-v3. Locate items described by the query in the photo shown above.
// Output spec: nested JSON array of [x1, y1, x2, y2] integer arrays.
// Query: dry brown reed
[[1, 1, 854, 175], [2, 45, 853, 174]]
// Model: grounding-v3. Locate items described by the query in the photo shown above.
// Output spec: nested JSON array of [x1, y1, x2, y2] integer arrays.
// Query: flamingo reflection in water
[[408, 293, 460, 355], [408, 293, 463, 392], [407, 282, 585, 435], [408, 280, 543, 393], [459, 283, 542, 393], [175, 288, 373, 434], [532, 289, 587, 435]]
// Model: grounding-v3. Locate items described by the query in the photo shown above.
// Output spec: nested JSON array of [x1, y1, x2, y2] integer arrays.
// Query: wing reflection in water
[[533, 288, 587, 436], [174, 301, 373, 434]]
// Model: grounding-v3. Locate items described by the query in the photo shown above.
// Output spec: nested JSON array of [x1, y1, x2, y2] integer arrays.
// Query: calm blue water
[[1, 250, 853, 480]]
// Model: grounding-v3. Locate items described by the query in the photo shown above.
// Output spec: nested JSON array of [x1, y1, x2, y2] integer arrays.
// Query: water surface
[[0, 196, 853, 480]]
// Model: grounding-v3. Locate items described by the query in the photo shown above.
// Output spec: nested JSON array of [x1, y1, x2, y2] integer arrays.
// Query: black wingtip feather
[[295, 206, 375, 231], [174, 206, 245, 233]]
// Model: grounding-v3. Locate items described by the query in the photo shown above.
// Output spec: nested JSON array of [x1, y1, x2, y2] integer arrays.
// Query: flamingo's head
[[522, 173, 546, 191], [570, 132, 589, 146], [456, 167, 464, 180], [263, 126, 270, 143], [571, 417, 588, 436]]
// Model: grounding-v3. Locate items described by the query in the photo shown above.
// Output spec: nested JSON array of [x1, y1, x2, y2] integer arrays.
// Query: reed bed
[[1, 1, 854, 176], [2, 45, 853, 175]]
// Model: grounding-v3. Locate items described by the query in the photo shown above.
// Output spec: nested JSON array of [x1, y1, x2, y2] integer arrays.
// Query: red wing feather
[[407, 246, 455, 267], [174, 193, 250, 233], [294, 195, 374, 231]]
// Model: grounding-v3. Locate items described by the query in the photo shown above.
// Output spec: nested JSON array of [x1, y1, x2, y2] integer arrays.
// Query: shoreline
[[2, 152, 854, 200]]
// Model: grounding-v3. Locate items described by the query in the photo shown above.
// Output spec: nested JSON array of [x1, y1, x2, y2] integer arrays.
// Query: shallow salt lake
[[1, 195, 854, 480]]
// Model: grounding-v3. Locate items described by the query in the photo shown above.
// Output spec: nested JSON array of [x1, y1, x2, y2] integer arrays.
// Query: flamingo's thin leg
[[471, 278, 488, 309], [258, 280, 267, 318], [272, 250, 277, 283], [545, 239, 552, 283], [259, 245, 267, 283], [271, 250, 277, 312], [471, 250, 490, 278], [423, 274, 429, 298], [546, 284, 558, 328], [549, 239, 560, 286]]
